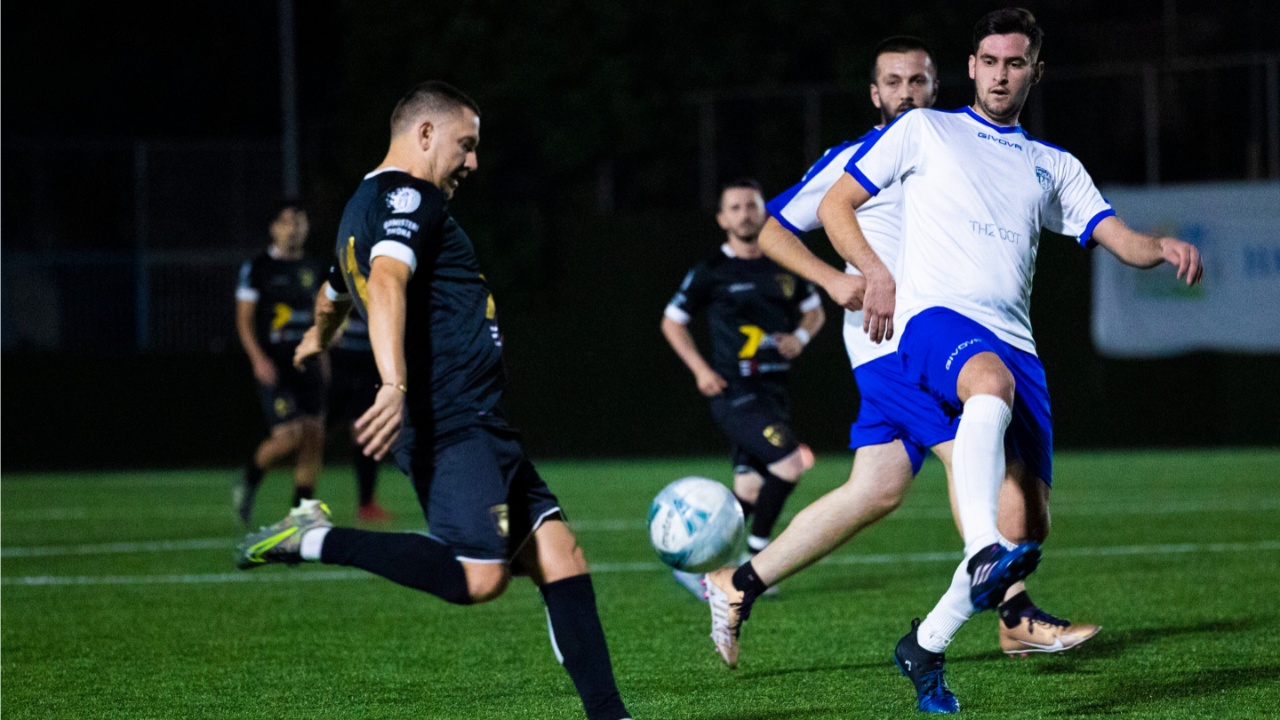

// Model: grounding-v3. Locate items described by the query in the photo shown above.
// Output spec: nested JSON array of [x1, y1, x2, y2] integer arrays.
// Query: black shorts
[[390, 416, 561, 562], [257, 355, 327, 428], [709, 381, 799, 474], [328, 349, 379, 424]]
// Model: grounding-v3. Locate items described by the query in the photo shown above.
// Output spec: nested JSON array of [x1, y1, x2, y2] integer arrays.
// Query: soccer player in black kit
[[233, 200, 328, 524], [236, 81, 632, 720], [660, 178, 825, 596]]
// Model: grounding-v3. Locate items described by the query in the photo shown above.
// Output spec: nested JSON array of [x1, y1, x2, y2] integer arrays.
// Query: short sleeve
[[797, 278, 822, 312], [325, 264, 349, 300], [1043, 153, 1114, 247], [846, 110, 922, 197], [235, 259, 259, 302], [766, 142, 860, 234], [664, 265, 712, 324], [369, 183, 447, 276]]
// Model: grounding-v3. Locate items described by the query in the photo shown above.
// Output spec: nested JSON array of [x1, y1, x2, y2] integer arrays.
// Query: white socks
[[917, 559, 974, 653], [299, 527, 330, 561], [952, 394, 1012, 558]]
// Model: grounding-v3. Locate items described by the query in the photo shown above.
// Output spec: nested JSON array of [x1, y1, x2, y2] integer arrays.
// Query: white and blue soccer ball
[[648, 477, 745, 573]]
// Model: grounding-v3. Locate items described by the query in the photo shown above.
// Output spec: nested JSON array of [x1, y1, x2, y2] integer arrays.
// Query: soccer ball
[[648, 477, 745, 573]]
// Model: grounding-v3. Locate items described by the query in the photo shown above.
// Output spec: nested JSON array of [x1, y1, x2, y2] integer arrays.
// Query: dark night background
[[3, 1, 1279, 470]]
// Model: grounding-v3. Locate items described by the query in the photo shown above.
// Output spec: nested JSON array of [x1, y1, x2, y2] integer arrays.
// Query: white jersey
[[847, 107, 1114, 355], [767, 128, 907, 369]]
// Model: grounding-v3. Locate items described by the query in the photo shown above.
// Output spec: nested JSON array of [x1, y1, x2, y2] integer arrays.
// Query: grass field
[[3, 449, 1279, 719]]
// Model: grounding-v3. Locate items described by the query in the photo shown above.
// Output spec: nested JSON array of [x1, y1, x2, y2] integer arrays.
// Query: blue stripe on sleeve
[[846, 163, 882, 196], [1079, 207, 1116, 248]]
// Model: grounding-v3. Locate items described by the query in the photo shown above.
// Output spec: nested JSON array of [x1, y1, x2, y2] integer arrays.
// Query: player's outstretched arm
[[1091, 215, 1204, 286], [660, 316, 726, 397], [818, 174, 895, 342], [294, 282, 353, 369], [356, 257, 411, 460]]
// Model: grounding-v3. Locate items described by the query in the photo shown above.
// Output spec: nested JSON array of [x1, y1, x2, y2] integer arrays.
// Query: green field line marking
[[5, 540, 1278, 586]]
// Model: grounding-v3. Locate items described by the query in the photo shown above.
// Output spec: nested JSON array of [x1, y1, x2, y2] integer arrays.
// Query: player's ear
[[1031, 61, 1044, 85], [968, 55, 977, 80], [417, 120, 435, 151], [869, 82, 882, 110]]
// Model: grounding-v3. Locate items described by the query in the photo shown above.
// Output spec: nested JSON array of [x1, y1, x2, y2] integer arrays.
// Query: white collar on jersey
[[363, 166, 410, 180]]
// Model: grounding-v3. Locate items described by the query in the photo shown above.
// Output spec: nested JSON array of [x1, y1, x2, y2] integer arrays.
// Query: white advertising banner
[[1091, 181, 1280, 357]]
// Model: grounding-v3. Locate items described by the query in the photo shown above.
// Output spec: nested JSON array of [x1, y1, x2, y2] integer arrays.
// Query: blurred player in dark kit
[[234, 200, 328, 524]]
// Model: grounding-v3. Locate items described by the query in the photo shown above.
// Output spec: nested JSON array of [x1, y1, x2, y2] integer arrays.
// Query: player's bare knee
[[767, 451, 808, 483], [464, 563, 510, 604], [733, 472, 763, 503], [958, 352, 1015, 405]]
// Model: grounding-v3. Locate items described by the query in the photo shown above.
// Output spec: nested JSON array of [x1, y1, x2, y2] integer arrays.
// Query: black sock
[[354, 451, 379, 507], [243, 462, 264, 489], [319, 528, 471, 605], [998, 589, 1034, 628], [731, 561, 769, 624], [734, 493, 756, 521], [750, 472, 797, 540], [292, 486, 314, 506], [541, 575, 629, 720]]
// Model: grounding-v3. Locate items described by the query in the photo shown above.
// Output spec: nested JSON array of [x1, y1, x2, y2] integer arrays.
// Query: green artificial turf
[[3, 449, 1279, 718]]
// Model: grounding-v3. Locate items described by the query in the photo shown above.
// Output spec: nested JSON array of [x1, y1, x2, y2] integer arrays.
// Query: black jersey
[[666, 244, 820, 383], [331, 168, 505, 435], [236, 250, 325, 356]]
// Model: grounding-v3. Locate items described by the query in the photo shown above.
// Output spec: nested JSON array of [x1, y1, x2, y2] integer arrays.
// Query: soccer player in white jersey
[[703, 35, 1098, 705], [815, 8, 1202, 712]]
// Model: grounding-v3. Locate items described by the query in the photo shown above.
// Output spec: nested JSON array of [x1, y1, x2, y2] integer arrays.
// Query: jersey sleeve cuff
[[324, 284, 350, 301], [370, 240, 418, 275], [1079, 207, 1116, 248], [799, 293, 822, 312], [770, 210, 806, 235], [236, 288, 260, 302], [844, 163, 882, 197], [663, 304, 691, 325]]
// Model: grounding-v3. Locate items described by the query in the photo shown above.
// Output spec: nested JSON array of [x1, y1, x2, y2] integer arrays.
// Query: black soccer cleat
[[894, 619, 959, 714], [967, 542, 1041, 612]]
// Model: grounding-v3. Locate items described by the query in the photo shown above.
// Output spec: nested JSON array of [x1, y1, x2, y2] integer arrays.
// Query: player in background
[[233, 200, 328, 524], [817, 9, 1201, 712], [239, 81, 631, 720], [661, 178, 824, 597], [702, 37, 1098, 700], [321, 311, 394, 523]]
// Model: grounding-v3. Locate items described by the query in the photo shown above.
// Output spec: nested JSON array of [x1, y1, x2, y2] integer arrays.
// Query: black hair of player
[[390, 81, 481, 136], [272, 198, 306, 224], [869, 36, 935, 83], [972, 7, 1043, 60], [718, 177, 763, 209]]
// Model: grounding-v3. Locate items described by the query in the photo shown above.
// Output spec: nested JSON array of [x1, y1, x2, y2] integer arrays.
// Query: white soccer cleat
[[705, 572, 742, 668]]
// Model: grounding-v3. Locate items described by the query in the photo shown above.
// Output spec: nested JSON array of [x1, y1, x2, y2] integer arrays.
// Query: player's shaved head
[[390, 81, 481, 137], [870, 36, 935, 83], [972, 7, 1043, 60]]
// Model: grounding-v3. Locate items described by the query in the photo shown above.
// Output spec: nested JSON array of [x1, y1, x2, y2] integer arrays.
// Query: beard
[[975, 88, 1025, 124]]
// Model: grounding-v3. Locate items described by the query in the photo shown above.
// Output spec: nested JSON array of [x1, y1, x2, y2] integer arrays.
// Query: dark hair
[[972, 7, 1043, 59], [390, 81, 481, 136], [720, 177, 763, 196], [272, 198, 306, 223], [869, 36, 935, 83]]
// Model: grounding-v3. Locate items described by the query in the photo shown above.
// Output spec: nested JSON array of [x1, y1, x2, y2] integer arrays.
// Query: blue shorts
[[391, 417, 562, 562], [898, 307, 1054, 485], [849, 354, 958, 475]]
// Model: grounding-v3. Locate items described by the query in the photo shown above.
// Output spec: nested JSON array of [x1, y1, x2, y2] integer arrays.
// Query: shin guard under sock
[[319, 528, 471, 605], [541, 575, 629, 720], [750, 472, 796, 540]]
